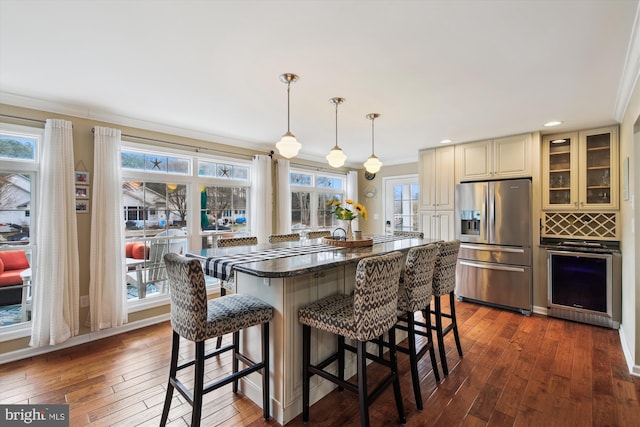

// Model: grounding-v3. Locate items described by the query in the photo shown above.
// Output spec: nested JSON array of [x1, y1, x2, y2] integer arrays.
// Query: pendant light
[[363, 113, 383, 174], [326, 97, 347, 168], [275, 73, 301, 159]]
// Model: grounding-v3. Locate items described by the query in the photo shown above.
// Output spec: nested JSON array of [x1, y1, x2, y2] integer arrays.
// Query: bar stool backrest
[[353, 251, 404, 341], [307, 230, 331, 239], [164, 253, 208, 342], [268, 233, 300, 243], [403, 243, 438, 312], [394, 231, 424, 239], [433, 240, 461, 297], [217, 236, 258, 247]]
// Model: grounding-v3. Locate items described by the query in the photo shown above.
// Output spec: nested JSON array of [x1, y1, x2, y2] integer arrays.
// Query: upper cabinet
[[542, 126, 618, 211], [455, 134, 532, 182], [419, 145, 455, 211]]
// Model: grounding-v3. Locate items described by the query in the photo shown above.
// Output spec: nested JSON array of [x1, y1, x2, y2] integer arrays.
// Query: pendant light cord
[[286, 81, 291, 133], [370, 116, 375, 155], [335, 101, 339, 147]]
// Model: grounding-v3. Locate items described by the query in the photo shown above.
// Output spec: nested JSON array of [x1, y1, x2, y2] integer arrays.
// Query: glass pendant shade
[[326, 145, 347, 167], [276, 73, 301, 158], [364, 154, 382, 173], [363, 113, 382, 173], [276, 131, 301, 159], [326, 97, 347, 168]]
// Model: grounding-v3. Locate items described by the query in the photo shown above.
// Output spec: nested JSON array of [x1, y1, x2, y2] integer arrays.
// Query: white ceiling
[[1, 0, 639, 167]]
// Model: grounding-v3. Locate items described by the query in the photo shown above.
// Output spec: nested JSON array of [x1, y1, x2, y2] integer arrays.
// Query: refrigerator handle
[[484, 184, 490, 243]]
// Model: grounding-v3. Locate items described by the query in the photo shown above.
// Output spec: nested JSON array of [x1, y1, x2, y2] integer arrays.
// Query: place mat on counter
[[204, 243, 339, 281]]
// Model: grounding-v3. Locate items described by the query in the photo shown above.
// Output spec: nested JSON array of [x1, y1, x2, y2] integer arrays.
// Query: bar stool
[[160, 253, 273, 427], [307, 230, 331, 239], [298, 251, 406, 427], [214, 235, 258, 348], [430, 240, 462, 375], [394, 243, 440, 410], [393, 230, 425, 238], [217, 236, 258, 248], [268, 233, 300, 243]]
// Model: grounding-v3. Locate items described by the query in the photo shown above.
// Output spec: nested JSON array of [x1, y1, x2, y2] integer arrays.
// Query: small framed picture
[[76, 200, 90, 213], [75, 171, 90, 185], [75, 186, 89, 199]]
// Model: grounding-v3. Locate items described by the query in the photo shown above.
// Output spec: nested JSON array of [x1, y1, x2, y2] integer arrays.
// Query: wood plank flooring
[[1, 299, 639, 426]]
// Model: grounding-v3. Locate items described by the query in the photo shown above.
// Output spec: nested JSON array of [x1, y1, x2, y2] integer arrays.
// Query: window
[[290, 170, 345, 231], [121, 146, 251, 303], [0, 124, 41, 328], [385, 176, 419, 233]]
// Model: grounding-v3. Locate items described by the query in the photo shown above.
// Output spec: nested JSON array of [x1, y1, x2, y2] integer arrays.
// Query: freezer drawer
[[456, 259, 532, 314], [459, 243, 531, 266]]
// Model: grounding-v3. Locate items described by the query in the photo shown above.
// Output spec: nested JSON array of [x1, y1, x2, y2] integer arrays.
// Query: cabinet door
[[437, 211, 454, 241], [456, 140, 492, 181], [578, 126, 618, 210], [493, 134, 531, 178], [435, 146, 455, 210], [542, 132, 578, 210], [419, 148, 437, 210], [421, 211, 454, 240]]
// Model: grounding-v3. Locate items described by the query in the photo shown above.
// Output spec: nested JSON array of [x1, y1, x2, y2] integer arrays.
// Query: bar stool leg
[[160, 331, 180, 427], [450, 292, 463, 357], [426, 313, 441, 382], [356, 340, 370, 427], [389, 327, 406, 424], [192, 341, 205, 427], [302, 324, 311, 423], [262, 322, 270, 420], [338, 335, 345, 391], [232, 331, 240, 393], [406, 314, 423, 411], [435, 296, 449, 375]]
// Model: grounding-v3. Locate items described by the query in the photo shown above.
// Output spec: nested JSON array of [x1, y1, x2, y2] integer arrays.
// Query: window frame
[[0, 123, 42, 335], [121, 142, 252, 310], [290, 168, 346, 232]]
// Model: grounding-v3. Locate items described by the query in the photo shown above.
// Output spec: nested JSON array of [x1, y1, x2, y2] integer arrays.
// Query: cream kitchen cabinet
[[456, 134, 532, 182], [419, 146, 455, 211], [542, 126, 618, 211], [421, 211, 454, 241]]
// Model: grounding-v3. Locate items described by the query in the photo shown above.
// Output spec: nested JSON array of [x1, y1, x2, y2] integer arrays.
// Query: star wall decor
[[219, 166, 230, 177], [151, 158, 162, 169]]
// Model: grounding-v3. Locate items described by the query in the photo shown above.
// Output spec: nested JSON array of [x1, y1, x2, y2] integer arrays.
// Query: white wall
[[619, 75, 640, 375]]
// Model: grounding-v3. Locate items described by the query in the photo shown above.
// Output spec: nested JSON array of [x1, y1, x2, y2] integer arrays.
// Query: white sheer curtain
[[250, 155, 273, 244], [346, 170, 360, 231], [275, 159, 291, 234], [89, 126, 127, 331], [30, 119, 80, 347]]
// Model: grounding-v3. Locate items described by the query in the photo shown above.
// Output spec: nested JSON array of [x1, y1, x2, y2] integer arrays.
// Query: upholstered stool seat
[[298, 251, 406, 427], [160, 253, 273, 427]]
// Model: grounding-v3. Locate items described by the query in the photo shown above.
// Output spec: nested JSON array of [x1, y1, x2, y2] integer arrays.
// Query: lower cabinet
[[421, 210, 454, 241]]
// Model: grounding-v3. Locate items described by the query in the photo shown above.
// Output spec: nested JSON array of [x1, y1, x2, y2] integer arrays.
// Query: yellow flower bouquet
[[326, 199, 368, 221]]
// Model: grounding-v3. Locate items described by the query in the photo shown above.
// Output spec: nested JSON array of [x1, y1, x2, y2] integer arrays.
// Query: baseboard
[[0, 313, 170, 365], [619, 325, 640, 377], [532, 305, 548, 316]]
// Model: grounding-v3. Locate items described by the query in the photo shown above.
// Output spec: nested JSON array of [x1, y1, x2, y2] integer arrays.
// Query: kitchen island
[[190, 235, 439, 424]]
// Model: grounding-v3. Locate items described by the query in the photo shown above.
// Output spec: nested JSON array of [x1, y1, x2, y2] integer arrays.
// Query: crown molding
[[614, 2, 640, 122]]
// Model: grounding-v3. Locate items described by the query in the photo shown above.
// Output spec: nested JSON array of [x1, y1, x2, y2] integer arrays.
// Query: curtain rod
[[91, 127, 255, 160], [0, 114, 46, 125]]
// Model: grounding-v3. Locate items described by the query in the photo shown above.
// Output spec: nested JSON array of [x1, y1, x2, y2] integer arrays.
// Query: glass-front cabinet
[[542, 126, 618, 211]]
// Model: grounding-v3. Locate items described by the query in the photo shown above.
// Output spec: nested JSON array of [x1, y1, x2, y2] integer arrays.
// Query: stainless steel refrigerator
[[455, 178, 532, 315]]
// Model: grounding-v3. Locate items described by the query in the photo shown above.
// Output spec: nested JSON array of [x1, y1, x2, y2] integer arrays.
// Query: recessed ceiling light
[[544, 121, 563, 127], [440, 139, 452, 144]]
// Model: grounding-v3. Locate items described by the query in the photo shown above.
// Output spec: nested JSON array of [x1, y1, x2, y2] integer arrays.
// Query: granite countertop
[[190, 237, 440, 278]]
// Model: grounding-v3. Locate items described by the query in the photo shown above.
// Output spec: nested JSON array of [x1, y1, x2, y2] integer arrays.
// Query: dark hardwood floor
[[1, 299, 639, 426]]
